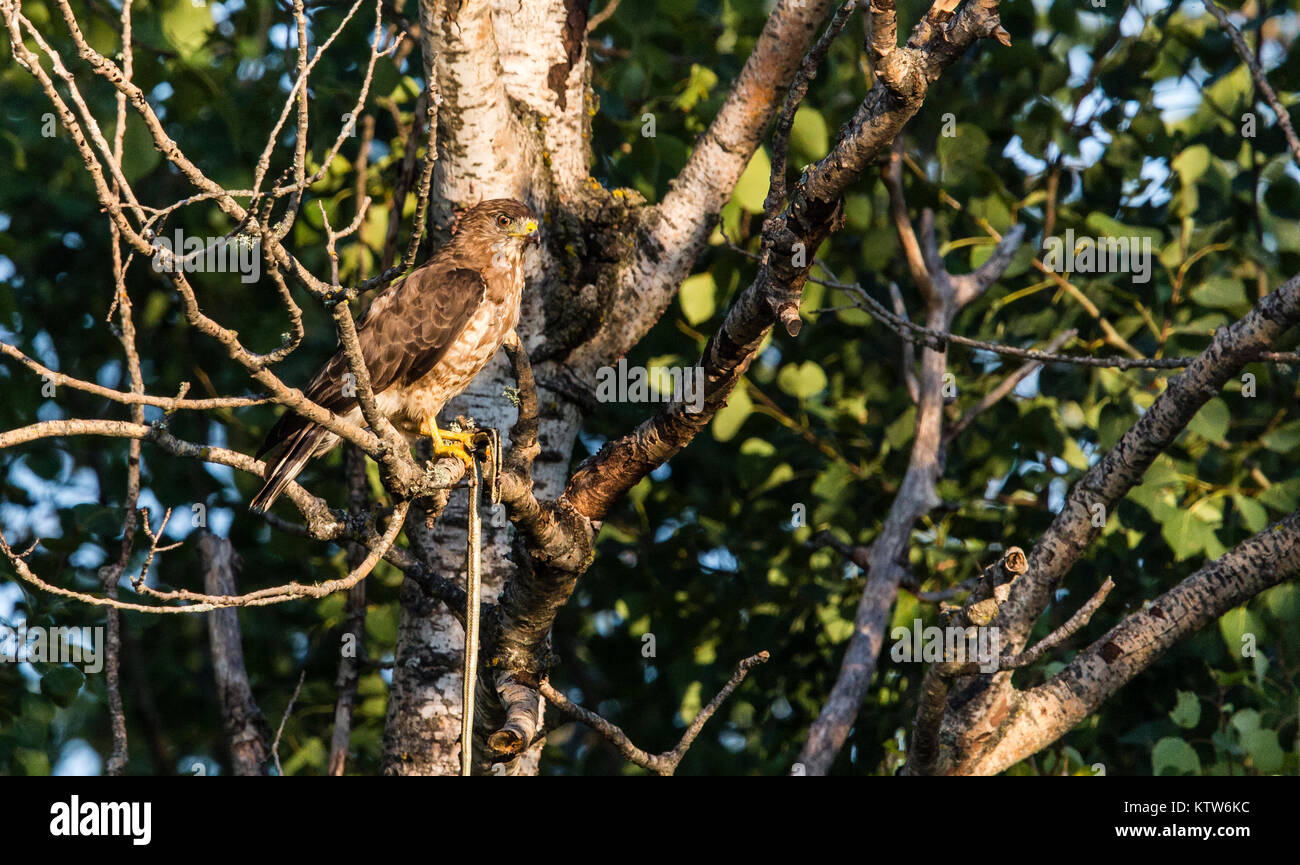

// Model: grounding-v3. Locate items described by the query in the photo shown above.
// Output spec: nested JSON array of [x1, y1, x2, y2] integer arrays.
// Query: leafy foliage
[[1, 0, 1298, 775]]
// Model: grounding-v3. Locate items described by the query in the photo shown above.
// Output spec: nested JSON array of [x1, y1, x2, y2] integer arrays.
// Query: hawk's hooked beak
[[509, 219, 541, 244]]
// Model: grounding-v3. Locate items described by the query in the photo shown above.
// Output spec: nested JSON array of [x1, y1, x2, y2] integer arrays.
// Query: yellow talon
[[419, 417, 475, 468]]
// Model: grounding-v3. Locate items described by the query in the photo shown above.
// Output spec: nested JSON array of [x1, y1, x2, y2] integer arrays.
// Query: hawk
[[249, 199, 539, 513]]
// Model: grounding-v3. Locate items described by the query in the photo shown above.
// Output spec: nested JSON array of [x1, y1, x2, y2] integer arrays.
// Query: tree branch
[[1204, 0, 1300, 170], [539, 651, 769, 775], [199, 532, 271, 775], [570, 0, 837, 369], [962, 510, 1300, 774], [562, 0, 1010, 523]]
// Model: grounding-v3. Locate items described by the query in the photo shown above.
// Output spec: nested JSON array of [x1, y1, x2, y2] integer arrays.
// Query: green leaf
[[1260, 420, 1300, 453], [1060, 401, 1086, 429], [1262, 583, 1300, 620], [1203, 65, 1252, 116], [1232, 495, 1268, 533], [361, 205, 388, 252], [1186, 397, 1230, 442], [1084, 212, 1164, 243], [1258, 478, 1300, 512], [711, 384, 752, 442], [1061, 437, 1089, 471], [1152, 737, 1201, 776], [678, 681, 703, 724], [811, 460, 854, 503], [110, 114, 163, 183], [1189, 276, 1248, 311], [281, 737, 326, 776], [1231, 708, 1261, 734], [672, 64, 718, 112], [789, 106, 829, 160], [14, 747, 50, 776], [776, 361, 828, 399], [162, 0, 214, 59], [365, 604, 398, 646], [678, 273, 717, 325], [885, 406, 916, 450], [752, 462, 794, 497], [1219, 606, 1265, 658], [731, 147, 771, 213], [39, 666, 85, 708], [937, 124, 990, 174], [1169, 690, 1200, 729], [1240, 728, 1284, 773], [843, 194, 872, 231], [1172, 144, 1211, 187], [1161, 509, 1215, 560]]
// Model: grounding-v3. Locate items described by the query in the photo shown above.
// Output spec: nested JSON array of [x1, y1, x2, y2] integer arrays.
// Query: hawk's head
[[457, 199, 541, 249]]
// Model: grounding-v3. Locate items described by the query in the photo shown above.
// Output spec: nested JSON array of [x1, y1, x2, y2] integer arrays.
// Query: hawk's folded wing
[[256, 266, 487, 458]]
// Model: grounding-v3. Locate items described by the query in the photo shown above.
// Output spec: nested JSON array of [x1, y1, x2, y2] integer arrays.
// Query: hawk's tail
[[250, 423, 327, 514]]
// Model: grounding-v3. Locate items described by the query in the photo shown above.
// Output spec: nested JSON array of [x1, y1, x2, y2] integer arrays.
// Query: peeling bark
[[384, 0, 843, 775]]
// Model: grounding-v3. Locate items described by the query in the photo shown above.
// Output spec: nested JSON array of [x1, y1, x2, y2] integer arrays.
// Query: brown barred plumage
[[250, 199, 538, 512]]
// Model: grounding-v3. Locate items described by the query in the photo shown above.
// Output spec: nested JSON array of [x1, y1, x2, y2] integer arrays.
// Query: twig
[[1001, 577, 1114, 669], [0, 500, 409, 613], [943, 328, 1077, 443], [811, 530, 978, 602], [540, 651, 769, 775], [762, 0, 860, 222], [886, 281, 922, 402], [1204, 1, 1300, 169], [718, 228, 1300, 371], [403, 2, 440, 271], [273, 670, 308, 776], [826, 271, 1300, 369], [586, 0, 620, 32], [0, 342, 273, 410]]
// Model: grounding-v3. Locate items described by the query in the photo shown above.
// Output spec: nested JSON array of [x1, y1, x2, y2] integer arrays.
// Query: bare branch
[[571, 0, 837, 369], [272, 670, 307, 776], [1001, 577, 1114, 670], [763, 1, 860, 221], [798, 150, 1022, 774], [960, 510, 1300, 775], [562, 0, 1010, 524], [199, 532, 271, 775], [943, 328, 1077, 443], [883, 140, 936, 306], [999, 271, 1300, 649], [0, 486, 407, 613], [888, 282, 920, 404], [539, 651, 769, 775], [402, 0, 440, 271], [1204, 0, 1300, 169], [824, 271, 1300, 370], [586, 0, 620, 32]]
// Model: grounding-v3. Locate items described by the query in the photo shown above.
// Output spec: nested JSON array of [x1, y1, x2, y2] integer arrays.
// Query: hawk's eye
[[496, 215, 511, 228]]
